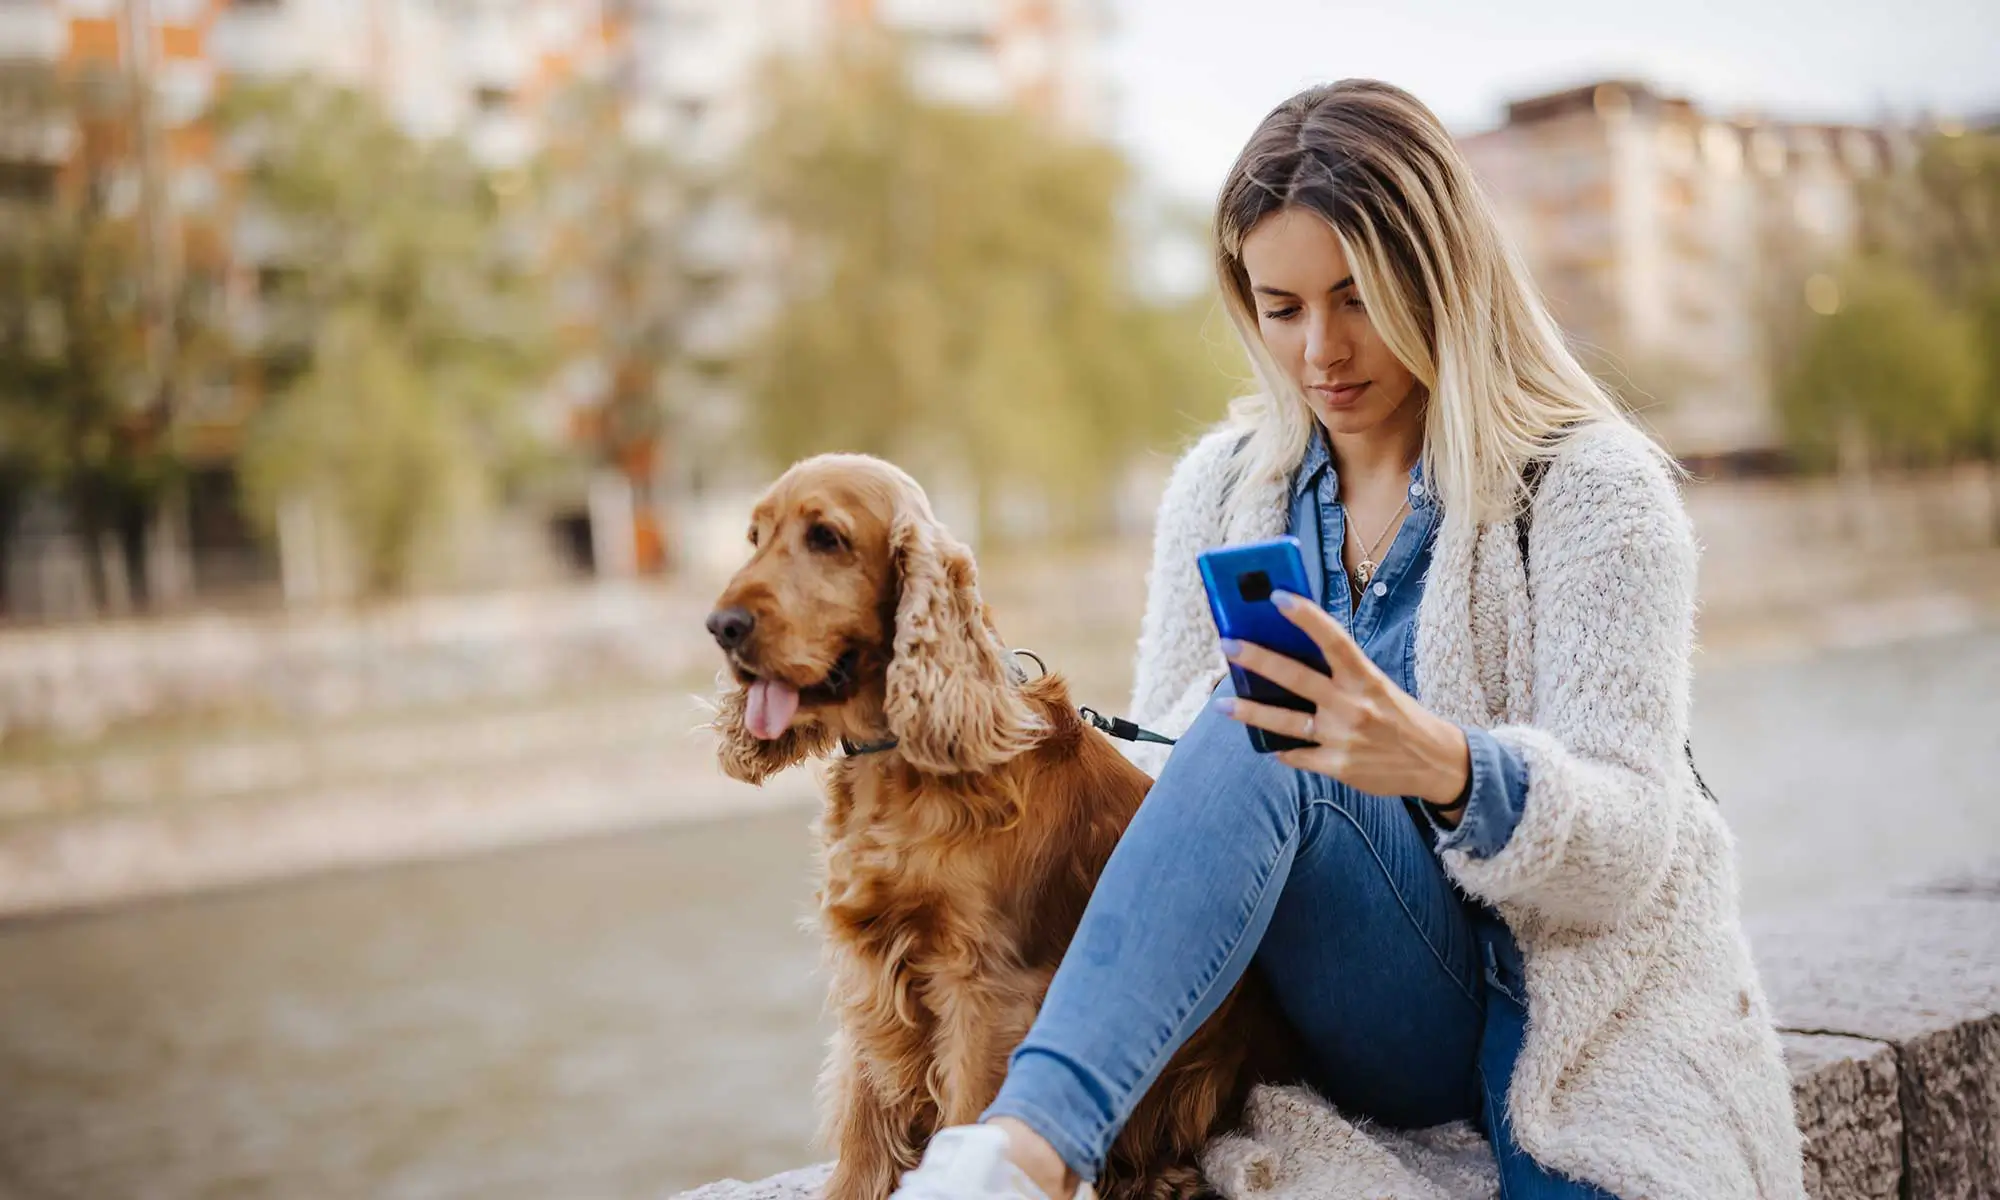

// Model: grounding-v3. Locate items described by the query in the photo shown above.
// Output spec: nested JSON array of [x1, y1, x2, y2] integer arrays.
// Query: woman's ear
[[705, 673, 834, 785], [882, 512, 1041, 775]]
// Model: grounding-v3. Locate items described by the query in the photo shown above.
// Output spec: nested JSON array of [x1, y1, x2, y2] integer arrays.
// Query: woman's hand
[[1215, 591, 1472, 812]]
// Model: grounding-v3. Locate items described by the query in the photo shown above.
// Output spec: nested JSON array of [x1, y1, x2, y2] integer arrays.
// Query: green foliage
[[0, 62, 222, 605], [741, 44, 1232, 535], [1894, 131, 2000, 307], [216, 79, 553, 595], [1775, 260, 1983, 470], [528, 78, 686, 471], [1968, 275, 2000, 457], [1775, 131, 2000, 473], [240, 310, 481, 596]]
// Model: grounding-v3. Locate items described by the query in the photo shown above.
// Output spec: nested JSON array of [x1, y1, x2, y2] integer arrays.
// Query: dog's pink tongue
[[746, 678, 800, 741]]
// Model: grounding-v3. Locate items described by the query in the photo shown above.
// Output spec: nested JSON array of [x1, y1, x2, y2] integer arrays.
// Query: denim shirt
[[1285, 432, 1528, 860]]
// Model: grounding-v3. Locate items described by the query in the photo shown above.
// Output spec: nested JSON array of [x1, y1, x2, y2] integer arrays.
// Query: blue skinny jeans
[[981, 685, 1615, 1199]]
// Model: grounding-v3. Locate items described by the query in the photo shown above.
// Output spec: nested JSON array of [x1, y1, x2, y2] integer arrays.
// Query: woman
[[893, 80, 1804, 1200]]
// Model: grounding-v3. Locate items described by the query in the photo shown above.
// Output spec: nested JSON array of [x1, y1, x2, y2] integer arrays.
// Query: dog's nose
[[706, 606, 755, 651]]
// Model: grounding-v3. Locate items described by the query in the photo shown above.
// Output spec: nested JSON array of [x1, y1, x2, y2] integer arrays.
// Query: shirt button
[[1372, 581, 1388, 597], [1410, 481, 1427, 499]]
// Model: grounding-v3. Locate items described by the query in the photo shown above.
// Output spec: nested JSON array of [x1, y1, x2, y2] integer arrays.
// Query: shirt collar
[[1290, 427, 1333, 500]]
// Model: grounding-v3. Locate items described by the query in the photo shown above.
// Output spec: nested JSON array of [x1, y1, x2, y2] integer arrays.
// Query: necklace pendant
[[1355, 559, 1376, 587]]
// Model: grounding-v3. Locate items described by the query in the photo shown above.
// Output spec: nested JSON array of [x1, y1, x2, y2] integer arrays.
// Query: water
[[0, 817, 831, 1200], [0, 627, 1995, 1199]]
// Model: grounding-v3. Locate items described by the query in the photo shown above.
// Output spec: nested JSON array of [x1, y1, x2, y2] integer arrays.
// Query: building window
[[0, 161, 58, 203], [1841, 130, 1878, 175], [1658, 123, 1696, 171], [1701, 125, 1742, 177], [1751, 129, 1787, 177]]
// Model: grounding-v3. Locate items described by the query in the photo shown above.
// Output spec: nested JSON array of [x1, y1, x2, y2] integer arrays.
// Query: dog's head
[[704, 454, 1041, 782]]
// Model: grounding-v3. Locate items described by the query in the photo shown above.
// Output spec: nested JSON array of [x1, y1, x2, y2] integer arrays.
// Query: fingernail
[[1271, 591, 1300, 610], [1219, 638, 1244, 660], [1211, 696, 1237, 716]]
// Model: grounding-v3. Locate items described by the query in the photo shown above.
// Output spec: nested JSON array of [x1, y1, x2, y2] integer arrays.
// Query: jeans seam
[[1096, 823, 1296, 1150], [1486, 967, 1527, 1008], [1311, 795, 1483, 1008]]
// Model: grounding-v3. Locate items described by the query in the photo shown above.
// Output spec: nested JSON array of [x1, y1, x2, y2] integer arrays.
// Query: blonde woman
[[891, 81, 1803, 1200]]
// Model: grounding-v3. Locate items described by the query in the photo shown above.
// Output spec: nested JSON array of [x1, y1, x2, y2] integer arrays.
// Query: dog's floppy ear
[[705, 673, 834, 785], [883, 509, 1041, 775]]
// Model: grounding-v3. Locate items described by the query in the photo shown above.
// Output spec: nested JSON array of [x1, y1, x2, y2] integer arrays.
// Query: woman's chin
[[1311, 402, 1390, 435]]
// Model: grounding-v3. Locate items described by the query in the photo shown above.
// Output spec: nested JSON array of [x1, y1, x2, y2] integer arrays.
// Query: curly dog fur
[[705, 454, 1297, 1200]]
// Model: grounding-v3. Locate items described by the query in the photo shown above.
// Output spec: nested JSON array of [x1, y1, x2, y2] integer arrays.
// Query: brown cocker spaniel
[[705, 454, 1297, 1200]]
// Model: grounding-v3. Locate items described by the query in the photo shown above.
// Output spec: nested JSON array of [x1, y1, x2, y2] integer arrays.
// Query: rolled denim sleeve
[[1427, 724, 1529, 859]]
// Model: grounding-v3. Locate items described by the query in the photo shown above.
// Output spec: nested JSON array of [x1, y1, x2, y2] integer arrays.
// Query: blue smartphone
[[1197, 536, 1329, 754]]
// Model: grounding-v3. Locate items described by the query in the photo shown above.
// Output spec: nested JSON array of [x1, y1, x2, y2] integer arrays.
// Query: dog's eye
[[805, 522, 845, 554]]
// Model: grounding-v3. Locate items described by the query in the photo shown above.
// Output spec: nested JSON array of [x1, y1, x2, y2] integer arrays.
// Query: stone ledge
[[678, 1163, 832, 1200], [1752, 876, 2000, 1198], [1781, 1032, 1901, 1200], [676, 869, 2000, 1200]]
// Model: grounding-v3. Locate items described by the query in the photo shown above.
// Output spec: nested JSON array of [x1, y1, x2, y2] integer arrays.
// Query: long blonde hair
[[1213, 79, 1667, 528]]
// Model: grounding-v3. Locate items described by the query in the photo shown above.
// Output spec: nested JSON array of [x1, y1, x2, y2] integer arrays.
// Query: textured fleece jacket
[[1123, 417, 1805, 1199]]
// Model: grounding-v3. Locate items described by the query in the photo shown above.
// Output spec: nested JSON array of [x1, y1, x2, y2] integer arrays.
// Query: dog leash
[[1024, 646, 1178, 747], [1077, 707, 1177, 747], [840, 649, 1177, 757]]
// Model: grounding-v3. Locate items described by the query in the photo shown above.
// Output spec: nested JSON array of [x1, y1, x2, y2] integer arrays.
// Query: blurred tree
[[0, 62, 225, 611], [1774, 259, 1982, 472], [1900, 133, 2000, 487], [1768, 131, 2000, 493], [1834, 129, 2000, 532], [528, 77, 687, 570], [214, 80, 552, 596], [1886, 130, 2000, 308], [238, 310, 480, 597], [741, 41, 1231, 539]]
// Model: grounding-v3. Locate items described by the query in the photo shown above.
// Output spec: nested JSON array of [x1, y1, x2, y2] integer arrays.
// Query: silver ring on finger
[[1302, 713, 1316, 742]]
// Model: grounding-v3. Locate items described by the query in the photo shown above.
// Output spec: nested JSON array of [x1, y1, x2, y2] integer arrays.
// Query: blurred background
[[0, 0, 1994, 1196]]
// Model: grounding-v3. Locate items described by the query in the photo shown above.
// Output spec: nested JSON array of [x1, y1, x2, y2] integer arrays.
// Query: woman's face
[[1240, 207, 1421, 437]]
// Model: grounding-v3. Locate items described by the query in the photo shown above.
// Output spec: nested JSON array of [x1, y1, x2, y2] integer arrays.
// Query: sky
[[1102, 0, 2000, 203]]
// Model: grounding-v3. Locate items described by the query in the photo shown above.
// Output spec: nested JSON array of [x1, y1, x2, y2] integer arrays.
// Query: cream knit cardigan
[[1122, 418, 1805, 1199]]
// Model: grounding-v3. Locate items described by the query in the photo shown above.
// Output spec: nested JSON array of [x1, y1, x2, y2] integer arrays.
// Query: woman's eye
[[1261, 306, 1300, 321], [805, 523, 844, 554], [1344, 296, 1367, 311], [746, 526, 759, 547]]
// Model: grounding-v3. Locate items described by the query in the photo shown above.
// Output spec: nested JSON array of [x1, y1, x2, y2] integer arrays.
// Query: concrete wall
[[0, 464, 1993, 748], [0, 581, 711, 746]]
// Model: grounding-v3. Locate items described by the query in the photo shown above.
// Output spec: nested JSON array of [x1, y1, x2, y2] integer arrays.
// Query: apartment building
[[1462, 80, 1921, 461], [0, 0, 1108, 613]]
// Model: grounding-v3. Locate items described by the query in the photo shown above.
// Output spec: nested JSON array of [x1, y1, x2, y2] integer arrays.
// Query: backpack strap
[[1515, 439, 1718, 805], [1514, 454, 1551, 568]]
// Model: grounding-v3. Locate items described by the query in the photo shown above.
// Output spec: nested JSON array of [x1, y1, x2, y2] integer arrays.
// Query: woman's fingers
[[1221, 638, 1339, 705], [1216, 695, 1318, 743], [1271, 591, 1373, 676], [1216, 697, 1352, 778]]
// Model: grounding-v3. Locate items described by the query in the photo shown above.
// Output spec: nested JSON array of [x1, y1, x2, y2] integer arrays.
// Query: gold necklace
[[1343, 498, 1408, 591]]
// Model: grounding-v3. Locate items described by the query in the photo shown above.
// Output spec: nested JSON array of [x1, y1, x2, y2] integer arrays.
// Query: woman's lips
[[1311, 381, 1369, 407]]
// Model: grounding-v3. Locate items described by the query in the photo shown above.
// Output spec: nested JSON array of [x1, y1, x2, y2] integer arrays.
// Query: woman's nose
[[1304, 313, 1347, 373]]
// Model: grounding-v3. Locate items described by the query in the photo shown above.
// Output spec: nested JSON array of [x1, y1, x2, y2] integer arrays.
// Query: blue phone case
[[1197, 536, 1330, 754]]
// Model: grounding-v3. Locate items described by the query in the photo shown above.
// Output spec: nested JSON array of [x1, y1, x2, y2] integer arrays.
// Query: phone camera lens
[[1237, 570, 1273, 603]]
